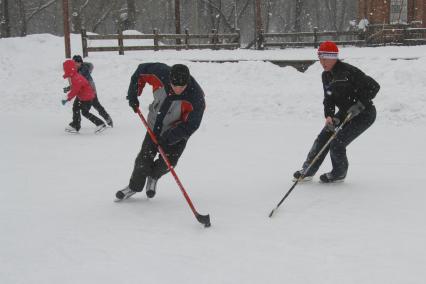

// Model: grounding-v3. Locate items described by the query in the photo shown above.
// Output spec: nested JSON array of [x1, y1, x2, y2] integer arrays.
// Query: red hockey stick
[[135, 108, 211, 228]]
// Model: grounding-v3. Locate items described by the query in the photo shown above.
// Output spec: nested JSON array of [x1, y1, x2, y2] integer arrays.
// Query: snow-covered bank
[[1, 34, 426, 124]]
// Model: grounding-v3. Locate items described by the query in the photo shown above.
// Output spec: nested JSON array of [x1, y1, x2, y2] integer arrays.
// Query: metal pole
[[63, 0, 71, 58]]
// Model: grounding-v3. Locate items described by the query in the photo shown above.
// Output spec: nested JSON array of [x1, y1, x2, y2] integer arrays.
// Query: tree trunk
[[265, 0, 272, 33], [175, 0, 181, 43], [16, 0, 27, 36], [193, 0, 199, 34], [126, 0, 136, 30], [1, 0, 11, 37], [327, 0, 338, 31], [216, 0, 222, 31], [294, 0, 303, 32], [338, 0, 347, 31], [314, 0, 321, 30], [71, 0, 82, 32]]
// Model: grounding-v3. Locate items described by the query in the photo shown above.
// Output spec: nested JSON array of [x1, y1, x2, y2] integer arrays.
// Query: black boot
[[115, 186, 136, 200], [146, 177, 158, 198], [319, 172, 346, 183], [106, 117, 113, 128]]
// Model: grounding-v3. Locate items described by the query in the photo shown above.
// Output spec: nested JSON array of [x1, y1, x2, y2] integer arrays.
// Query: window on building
[[390, 0, 408, 24]]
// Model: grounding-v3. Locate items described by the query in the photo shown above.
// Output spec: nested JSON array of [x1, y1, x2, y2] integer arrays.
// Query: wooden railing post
[[402, 25, 408, 45], [153, 28, 159, 51], [210, 29, 216, 44], [81, 28, 88, 57], [214, 29, 219, 45], [236, 28, 241, 48], [118, 29, 124, 55], [185, 28, 189, 49], [257, 28, 264, 50], [210, 29, 217, 49], [313, 27, 318, 48]]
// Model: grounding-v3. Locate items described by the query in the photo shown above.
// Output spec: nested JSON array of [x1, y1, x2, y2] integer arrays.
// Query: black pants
[[69, 99, 105, 130], [91, 96, 112, 123], [302, 106, 376, 177], [129, 133, 187, 192]]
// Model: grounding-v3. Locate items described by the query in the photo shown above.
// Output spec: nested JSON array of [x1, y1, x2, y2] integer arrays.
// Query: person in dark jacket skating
[[116, 63, 205, 200], [293, 41, 380, 183], [67, 55, 113, 127]]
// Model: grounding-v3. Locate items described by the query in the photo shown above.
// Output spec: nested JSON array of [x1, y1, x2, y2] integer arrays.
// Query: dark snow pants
[[301, 105, 376, 177], [91, 96, 112, 123], [69, 99, 105, 130], [129, 132, 187, 192]]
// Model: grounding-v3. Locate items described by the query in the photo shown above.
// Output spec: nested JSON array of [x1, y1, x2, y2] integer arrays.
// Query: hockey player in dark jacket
[[69, 55, 113, 127], [116, 63, 205, 200], [293, 41, 380, 183]]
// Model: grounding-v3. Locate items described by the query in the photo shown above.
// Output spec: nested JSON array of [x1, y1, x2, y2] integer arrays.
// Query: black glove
[[325, 117, 341, 132], [128, 98, 139, 113], [63, 86, 71, 93], [347, 101, 365, 118]]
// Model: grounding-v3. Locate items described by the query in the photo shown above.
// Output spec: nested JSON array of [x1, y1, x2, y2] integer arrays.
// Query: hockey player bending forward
[[116, 63, 205, 200], [293, 41, 380, 183]]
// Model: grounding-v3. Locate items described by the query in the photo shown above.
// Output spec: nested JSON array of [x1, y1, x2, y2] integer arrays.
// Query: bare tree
[[1, 0, 11, 37], [0, 0, 359, 44], [71, 0, 90, 32], [15, 0, 59, 36], [326, 0, 338, 31], [265, 0, 275, 33], [16, 0, 27, 36], [91, 0, 119, 33], [294, 0, 303, 32], [126, 0, 136, 30], [200, 0, 250, 32]]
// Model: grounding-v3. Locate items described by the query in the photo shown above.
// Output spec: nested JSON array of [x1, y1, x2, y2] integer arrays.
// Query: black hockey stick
[[269, 113, 352, 218]]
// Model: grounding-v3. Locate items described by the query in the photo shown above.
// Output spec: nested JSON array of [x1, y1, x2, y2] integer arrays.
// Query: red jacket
[[63, 60, 95, 102]]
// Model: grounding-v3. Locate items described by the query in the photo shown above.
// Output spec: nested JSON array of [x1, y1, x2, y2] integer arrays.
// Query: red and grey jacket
[[127, 62, 205, 145], [63, 60, 95, 102]]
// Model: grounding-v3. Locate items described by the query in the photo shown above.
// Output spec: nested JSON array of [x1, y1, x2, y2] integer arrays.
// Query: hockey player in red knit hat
[[293, 41, 381, 183]]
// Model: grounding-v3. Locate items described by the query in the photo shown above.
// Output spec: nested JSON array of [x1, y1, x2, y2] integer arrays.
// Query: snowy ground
[[1, 34, 426, 284]]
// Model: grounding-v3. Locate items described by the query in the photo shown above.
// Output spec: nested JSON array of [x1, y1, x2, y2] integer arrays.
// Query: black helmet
[[170, 64, 190, 86], [72, 55, 83, 63]]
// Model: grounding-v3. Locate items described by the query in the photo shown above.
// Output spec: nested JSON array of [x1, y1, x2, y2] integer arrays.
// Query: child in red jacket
[[62, 59, 106, 133]]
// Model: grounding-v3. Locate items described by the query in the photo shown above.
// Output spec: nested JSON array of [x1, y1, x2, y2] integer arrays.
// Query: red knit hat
[[317, 41, 339, 59]]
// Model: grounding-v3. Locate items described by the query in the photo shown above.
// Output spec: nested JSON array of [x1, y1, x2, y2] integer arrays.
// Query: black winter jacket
[[322, 60, 380, 118]]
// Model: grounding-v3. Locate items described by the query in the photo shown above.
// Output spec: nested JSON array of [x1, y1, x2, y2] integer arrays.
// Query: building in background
[[359, 0, 425, 27]]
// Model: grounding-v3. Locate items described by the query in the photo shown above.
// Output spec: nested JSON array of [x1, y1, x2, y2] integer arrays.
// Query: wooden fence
[[81, 28, 240, 57], [259, 25, 426, 49], [259, 28, 363, 49], [365, 24, 426, 46]]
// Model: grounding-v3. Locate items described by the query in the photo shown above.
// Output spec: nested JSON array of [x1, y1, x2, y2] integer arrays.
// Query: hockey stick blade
[[196, 213, 211, 228]]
